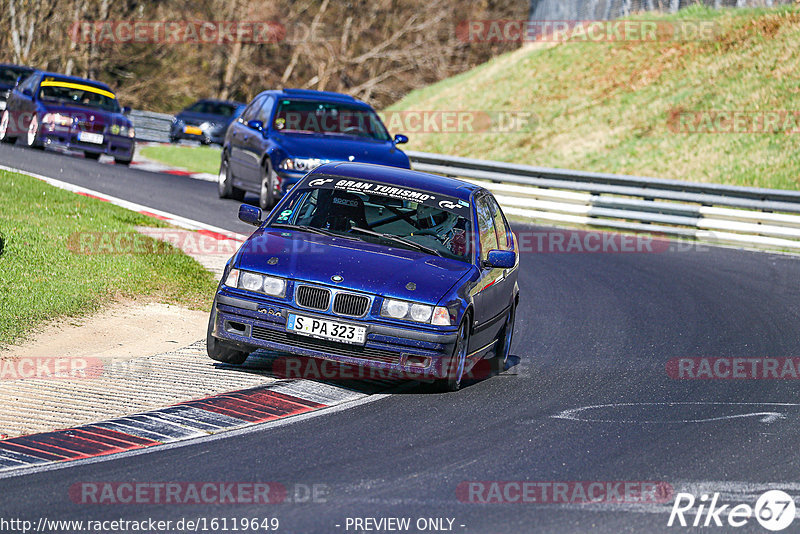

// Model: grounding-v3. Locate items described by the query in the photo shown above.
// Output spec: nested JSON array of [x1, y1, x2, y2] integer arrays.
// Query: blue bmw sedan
[[217, 89, 410, 210], [208, 162, 519, 391]]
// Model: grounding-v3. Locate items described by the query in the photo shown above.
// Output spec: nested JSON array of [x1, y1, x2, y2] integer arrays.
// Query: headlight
[[42, 113, 73, 127], [381, 299, 451, 325], [117, 125, 135, 138], [224, 268, 286, 298], [279, 157, 329, 172]]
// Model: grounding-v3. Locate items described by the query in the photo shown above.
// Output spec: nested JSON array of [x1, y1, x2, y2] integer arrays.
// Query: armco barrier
[[130, 109, 173, 143], [406, 151, 800, 251]]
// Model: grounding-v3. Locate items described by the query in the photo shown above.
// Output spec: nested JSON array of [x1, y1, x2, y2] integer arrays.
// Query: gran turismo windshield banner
[[306, 176, 471, 214]]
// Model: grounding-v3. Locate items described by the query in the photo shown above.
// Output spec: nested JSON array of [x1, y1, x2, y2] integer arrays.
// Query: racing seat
[[310, 191, 370, 232]]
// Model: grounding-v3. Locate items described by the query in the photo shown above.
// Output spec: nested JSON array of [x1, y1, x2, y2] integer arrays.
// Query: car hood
[[40, 103, 130, 126], [235, 229, 471, 304], [274, 132, 410, 169]]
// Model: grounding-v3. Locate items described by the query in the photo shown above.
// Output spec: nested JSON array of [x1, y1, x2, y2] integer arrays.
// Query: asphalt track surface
[[2, 143, 800, 533]]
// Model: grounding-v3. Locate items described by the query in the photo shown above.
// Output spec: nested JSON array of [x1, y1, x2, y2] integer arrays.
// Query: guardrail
[[406, 151, 800, 251], [130, 110, 173, 143]]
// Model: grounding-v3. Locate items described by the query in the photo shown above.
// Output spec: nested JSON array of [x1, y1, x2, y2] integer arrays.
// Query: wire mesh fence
[[528, 0, 794, 21]]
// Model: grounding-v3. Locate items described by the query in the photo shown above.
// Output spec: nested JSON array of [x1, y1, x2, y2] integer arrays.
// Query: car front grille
[[251, 325, 400, 364], [333, 293, 370, 317], [76, 122, 105, 133], [296, 285, 330, 311]]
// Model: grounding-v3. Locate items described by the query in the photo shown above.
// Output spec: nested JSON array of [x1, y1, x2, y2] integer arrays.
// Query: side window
[[241, 95, 266, 123], [20, 75, 38, 95], [255, 96, 275, 125], [486, 195, 510, 250], [476, 195, 498, 262]]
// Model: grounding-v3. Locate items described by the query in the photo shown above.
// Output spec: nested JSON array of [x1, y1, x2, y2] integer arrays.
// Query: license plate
[[287, 314, 366, 345], [78, 132, 104, 144], [184, 126, 203, 135]]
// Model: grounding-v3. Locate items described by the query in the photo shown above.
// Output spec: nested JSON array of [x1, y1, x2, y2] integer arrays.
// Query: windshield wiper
[[271, 223, 357, 240], [350, 227, 442, 257]]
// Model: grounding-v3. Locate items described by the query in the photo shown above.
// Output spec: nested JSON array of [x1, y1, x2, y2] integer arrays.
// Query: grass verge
[[139, 144, 221, 175], [0, 169, 218, 347], [388, 5, 800, 190]]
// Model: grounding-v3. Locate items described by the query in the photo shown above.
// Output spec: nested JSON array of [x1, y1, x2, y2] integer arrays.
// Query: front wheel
[[26, 115, 43, 149], [114, 157, 132, 166], [0, 111, 16, 143], [84, 152, 101, 161], [206, 308, 249, 365], [439, 320, 470, 392]]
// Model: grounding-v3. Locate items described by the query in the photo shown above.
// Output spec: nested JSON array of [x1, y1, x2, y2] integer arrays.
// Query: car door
[[241, 95, 275, 183], [229, 95, 265, 188], [470, 192, 509, 353]]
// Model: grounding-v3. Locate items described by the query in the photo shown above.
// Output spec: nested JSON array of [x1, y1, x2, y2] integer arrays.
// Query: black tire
[[114, 157, 132, 166], [206, 307, 249, 365], [0, 110, 16, 144], [84, 152, 101, 160], [439, 319, 470, 392], [259, 162, 277, 211], [217, 155, 245, 200], [491, 304, 516, 374], [25, 114, 43, 149]]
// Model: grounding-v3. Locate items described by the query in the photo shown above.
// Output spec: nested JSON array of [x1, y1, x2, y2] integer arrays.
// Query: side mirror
[[238, 204, 263, 226], [484, 250, 516, 269], [247, 119, 263, 131], [393, 134, 408, 145], [122, 106, 131, 116], [22, 88, 32, 97]]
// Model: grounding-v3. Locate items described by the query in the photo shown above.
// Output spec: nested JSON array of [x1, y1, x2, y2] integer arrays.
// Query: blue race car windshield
[[273, 99, 391, 141], [269, 183, 473, 263]]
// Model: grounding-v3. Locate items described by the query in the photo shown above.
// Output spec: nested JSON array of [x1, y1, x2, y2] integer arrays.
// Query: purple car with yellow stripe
[[0, 71, 135, 165], [208, 162, 520, 391]]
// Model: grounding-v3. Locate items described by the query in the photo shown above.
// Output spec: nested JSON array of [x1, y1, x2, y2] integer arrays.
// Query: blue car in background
[[0, 63, 35, 112], [169, 98, 246, 145], [0, 71, 135, 165], [217, 88, 410, 210], [208, 162, 519, 391]]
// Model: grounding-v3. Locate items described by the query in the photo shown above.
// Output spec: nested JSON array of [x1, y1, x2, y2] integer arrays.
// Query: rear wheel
[[259, 162, 276, 211], [439, 319, 470, 392], [0, 111, 16, 143], [26, 115, 42, 149], [206, 307, 249, 365], [218, 156, 245, 200], [491, 304, 516, 373]]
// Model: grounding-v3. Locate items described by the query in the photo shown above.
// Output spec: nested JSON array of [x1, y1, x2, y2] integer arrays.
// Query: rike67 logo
[[668, 490, 796, 531]]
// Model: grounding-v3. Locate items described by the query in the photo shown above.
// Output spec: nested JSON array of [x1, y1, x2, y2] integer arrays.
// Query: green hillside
[[388, 5, 800, 190]]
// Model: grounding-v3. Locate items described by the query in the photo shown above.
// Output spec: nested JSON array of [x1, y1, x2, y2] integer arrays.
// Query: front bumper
[[42, 128, 134, 158], [211, 290, 459, 380]]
